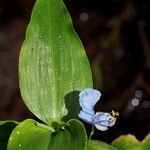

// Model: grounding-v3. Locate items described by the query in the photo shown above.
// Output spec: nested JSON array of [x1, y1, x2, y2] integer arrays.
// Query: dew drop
[[61, 126, 65, 130], [58, 35, 62, 39], [17, 131, 20, 135]]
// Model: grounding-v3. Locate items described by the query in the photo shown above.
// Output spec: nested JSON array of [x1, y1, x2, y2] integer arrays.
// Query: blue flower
[[78, 88, 119, 131]]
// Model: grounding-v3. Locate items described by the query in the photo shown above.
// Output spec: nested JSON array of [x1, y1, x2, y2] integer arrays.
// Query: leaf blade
[[7, 119, 87, 150], [49, 119, 87, 150], [19, 0, 92, 125], [7, 119, 52, 150]]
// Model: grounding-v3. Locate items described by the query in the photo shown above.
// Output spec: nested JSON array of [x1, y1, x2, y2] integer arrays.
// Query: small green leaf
[[7, 119, 52, 150], [0, 121, 18, 150], [112, 134, 142, 150], [49, 119, 87, 150], [19, 0, 92, 125], [88, 140, 117, 150]]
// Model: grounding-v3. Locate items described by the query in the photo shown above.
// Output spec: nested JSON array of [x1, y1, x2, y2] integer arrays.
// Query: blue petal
[[78, 110, 94, 125], [79, 88, 101, 115], [93, 112, 116, 127]]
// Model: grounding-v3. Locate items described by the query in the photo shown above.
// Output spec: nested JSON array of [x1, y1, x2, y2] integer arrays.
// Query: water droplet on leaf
[[17, 131, 20, 135], [58, 36, 62, 39]]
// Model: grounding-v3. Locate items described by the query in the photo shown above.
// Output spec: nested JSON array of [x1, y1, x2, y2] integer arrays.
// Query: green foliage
[[112, 134, 140, 150], [49, 119, 87, 150], [88, 140, 117, 150], [7, 119, 87, 150], [3, 0, 150, 149], [112, 134, 150, 150], [19, 0, 92, 125], [142, 134, 150, 149], [5, 0, 92, 149], [0, 121, 18, 150], [7, 119, 52, 150]]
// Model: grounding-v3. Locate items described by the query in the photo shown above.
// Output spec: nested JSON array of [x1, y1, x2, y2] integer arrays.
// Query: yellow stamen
[[111, 110, 119, 117]]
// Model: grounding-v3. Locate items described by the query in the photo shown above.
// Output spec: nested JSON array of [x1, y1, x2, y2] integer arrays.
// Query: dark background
[[0, 0, 150, 143]]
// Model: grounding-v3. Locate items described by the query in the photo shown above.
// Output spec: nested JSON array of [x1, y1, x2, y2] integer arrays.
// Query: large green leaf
[[7, 119, 52, 150], [88, 140, 117, 150], [7, 119, 87, 150], [0, 121, 18, 150], [19, 0, 92, 125]]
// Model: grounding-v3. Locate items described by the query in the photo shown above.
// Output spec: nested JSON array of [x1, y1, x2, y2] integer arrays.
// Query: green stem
[[89, 125, 95, 140]]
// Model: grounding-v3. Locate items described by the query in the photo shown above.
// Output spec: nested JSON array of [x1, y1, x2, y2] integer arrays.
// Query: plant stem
[[89, 125, 95, 140]]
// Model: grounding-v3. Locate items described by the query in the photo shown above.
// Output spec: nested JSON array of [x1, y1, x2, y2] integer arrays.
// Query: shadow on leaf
[[62, 91, 81, 122]]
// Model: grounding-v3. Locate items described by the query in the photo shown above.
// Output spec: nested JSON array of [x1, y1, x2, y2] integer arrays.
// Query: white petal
[[95, 124, 108, 131]]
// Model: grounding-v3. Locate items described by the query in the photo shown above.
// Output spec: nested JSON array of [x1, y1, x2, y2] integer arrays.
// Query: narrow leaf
[[19, 0, 92, 125]]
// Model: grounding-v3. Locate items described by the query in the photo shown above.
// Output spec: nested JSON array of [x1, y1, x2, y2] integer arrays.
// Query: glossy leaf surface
[[19, 0, 92, 125]]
